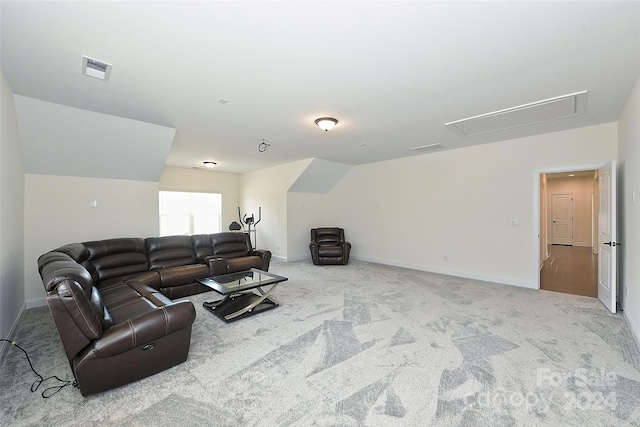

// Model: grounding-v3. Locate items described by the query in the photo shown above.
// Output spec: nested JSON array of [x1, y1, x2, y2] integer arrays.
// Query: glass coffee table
[[197, 268, 288, 322]]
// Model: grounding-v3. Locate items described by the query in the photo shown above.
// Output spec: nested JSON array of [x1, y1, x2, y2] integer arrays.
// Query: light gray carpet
[[1, 260, 639, 426]]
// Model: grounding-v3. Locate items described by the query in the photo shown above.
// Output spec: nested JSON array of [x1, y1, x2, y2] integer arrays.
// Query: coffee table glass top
[[198, 268, 288, 295]]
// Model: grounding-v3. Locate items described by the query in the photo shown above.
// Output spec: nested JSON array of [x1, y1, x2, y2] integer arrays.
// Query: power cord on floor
[[1, 338, 77, 398]]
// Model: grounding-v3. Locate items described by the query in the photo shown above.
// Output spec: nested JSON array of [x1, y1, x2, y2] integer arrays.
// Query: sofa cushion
[[99, 283, 148, 308], [157, 264, 209, 287], [106, 297, 157, 325], [146, 236, 196, 270], [318, 246, 345, 257], [226, 256, 264, 272], [98, 271, 161, 292]]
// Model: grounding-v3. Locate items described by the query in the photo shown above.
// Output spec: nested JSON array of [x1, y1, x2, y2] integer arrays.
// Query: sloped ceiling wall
[[288, 158, 352, 193], [15, 96, 175, 182]]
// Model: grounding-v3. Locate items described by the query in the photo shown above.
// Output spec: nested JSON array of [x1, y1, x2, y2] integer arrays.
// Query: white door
[[551, 194, 573, 245], [598, 161, 617, 313]]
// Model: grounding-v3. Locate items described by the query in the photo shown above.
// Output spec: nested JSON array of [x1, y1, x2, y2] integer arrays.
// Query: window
[[159, 191, 222, 236]]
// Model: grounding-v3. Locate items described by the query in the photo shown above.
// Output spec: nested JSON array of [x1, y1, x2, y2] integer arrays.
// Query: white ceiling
[[2, 1, 639, 175]]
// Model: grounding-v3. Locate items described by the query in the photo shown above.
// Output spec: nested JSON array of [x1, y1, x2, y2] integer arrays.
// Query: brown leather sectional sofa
[[37, 232, 271, 396]]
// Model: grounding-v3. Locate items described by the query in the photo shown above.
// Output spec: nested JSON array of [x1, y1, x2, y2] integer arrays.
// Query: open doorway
[[539, 170, 598, 297]]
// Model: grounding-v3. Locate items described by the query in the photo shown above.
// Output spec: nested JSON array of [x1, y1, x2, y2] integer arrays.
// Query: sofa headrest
[[39, 253, 94, 294], [191, 234, 213, 261], [145, 235, 196, 270], [83, 238, 146, 259], [83, 238, 148, 282], [210, 232, 251, 258], [312, 227, 344, 245], [45, 243, 89, 264]]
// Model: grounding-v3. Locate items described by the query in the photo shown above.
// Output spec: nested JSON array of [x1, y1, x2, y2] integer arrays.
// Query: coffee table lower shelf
[[197, 269, 287, 322], [203, 292, 279, 322]]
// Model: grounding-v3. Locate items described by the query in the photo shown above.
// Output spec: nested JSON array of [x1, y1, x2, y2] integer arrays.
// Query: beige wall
[[618, 74, 640, 345], [159, 166, 240, 231], [0, 71, 25, 341], [326, 123, 617, 288], [240, 159, 312, 258], [24, 174, 159, 303], [546, 174, 597, 247], [287, 192, 328, 260]]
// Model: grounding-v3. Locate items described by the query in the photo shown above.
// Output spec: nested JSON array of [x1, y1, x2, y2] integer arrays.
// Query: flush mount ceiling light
[[445, 91, 588, 137], [315, 117, 338, 132], [203, 161, 217, 169], [81, 55, 112, 81]]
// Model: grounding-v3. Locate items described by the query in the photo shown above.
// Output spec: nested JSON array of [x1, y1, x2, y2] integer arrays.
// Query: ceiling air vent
[[81, 55, 112, 81], [445, 91, 587, 137], [411, 143, 443, 151]]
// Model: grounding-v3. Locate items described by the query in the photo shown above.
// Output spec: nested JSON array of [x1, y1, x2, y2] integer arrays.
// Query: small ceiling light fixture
[[203, 161, 217, 169], [81, 55, 112, 81], [315, 117, 338, 132], [258, 139, 270, 152]]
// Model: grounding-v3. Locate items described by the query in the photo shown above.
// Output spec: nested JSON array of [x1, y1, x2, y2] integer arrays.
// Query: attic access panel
[[445, 91, 587, 137]]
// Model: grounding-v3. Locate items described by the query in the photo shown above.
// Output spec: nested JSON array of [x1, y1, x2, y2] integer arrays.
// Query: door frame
[[532, 163, 605, 290]]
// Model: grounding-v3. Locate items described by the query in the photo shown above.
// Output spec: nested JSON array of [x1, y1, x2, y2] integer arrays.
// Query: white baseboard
[[0, 301, 26, 368], [623, 311, 640, 353], [271, 254, 312, 263], [286, 254, 311, 263], [575, 242, 592, 248], [351, 256, 535, 289], [25, 297, 47, 309]]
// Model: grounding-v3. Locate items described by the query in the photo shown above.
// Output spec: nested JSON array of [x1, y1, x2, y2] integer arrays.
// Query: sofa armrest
[[342, 242, 352, 261], [252, 249, 272, 271], [92, 301, 196, 358], [205, 256, 229, 276], [309, 243, 319, 264]]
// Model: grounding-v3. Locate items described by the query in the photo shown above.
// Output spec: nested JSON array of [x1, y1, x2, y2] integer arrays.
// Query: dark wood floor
[[540, 244, 598, 298]]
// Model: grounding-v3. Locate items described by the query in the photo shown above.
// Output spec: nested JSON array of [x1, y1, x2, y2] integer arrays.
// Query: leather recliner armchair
[[309, 227, 351, 265]]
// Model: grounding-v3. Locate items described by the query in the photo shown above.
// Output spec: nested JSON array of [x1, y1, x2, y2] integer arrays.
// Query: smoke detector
[[81, 56, 112, 81]]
